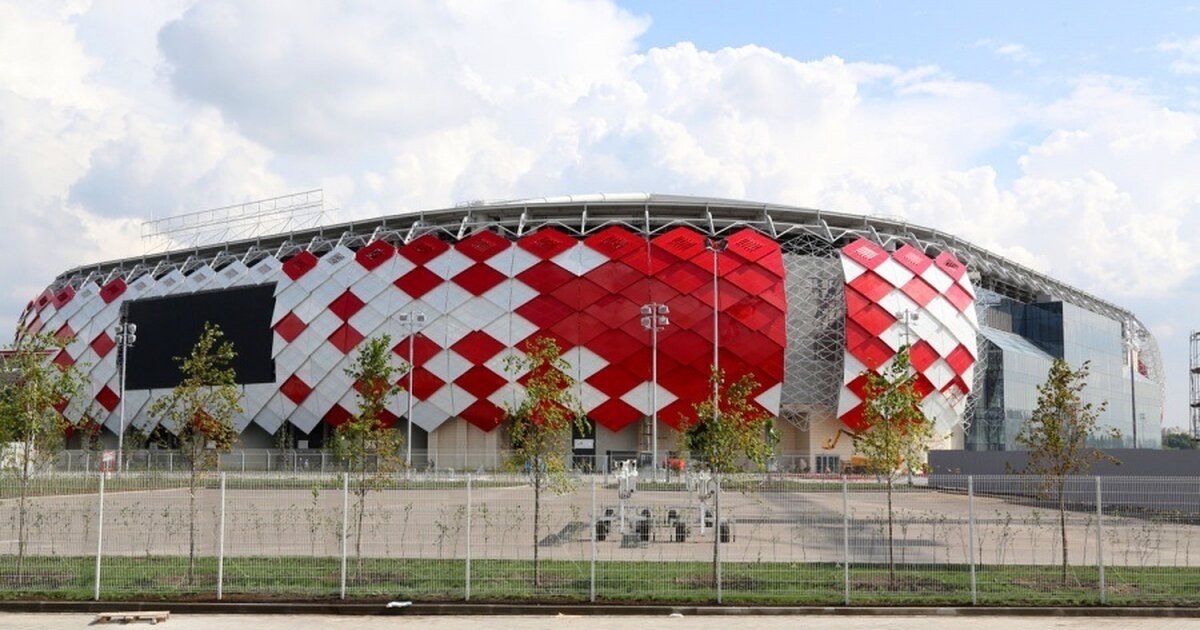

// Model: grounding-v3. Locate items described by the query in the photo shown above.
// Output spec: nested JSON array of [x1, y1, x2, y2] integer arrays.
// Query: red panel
[[514, 294, 574, 329], [455, 230, 510, 262], [763, 316, 786, 347], [909, 341, 939, 372], [725, 264, 776, 295], [725, 296, 775, 330], [35, 290, 52, 310], [726, 328, 781, 367], [406, 367, 445, 400], [392, 333, 441, 367], [759, 348, 785, 381], [587, 329, 643, 364], [54, 323, 74, 343], [893, 244, 933, 275], [660, 365, 712, 403], [845, 319, 871, 353], [900, 277, 938, 308], [846, 373, 871, 399], [586, 364, 642, 397], [323, 404, 354, 427], [688, 249, 744, 275], [355, 240, 395, 271], [757, 249, 785, 278], [724, 228, 776, 263], [584, 226, 644, 260], [453, 263, 506, 296], [616, 347, 679, 381], [659, 262, 710, 295], [663, 294, 709, 330], [945, 344, 976, 376], [760, 282, 787, 312], [847, 271, 893, 303], [273, 312, 307, 343], [841, 238, 888, 270], [52, 286, 76, 308], [515, 329, 575, 355], [849, 337, 895, 371], [944, 283, 974, 312], [516, 260, 574, 293], [551, 277, 608, 310], [934, 251, 967, 282], [848, 303, 896, 337], [518, 228, 576, 260], [623, 277, 680, 306], [658, 399, 696, 429], [328, 290, 366, 321], [550, 311, 606, 346], [943, 376, 970, 401], [328, 323, 365, 354], [621, 248, 673, 276], [455, 365, 507, 398], [452, 330, 506, 365], [282, 251, 318, 280], [399, 234, 450, 265], [585, 293, 639, 329], [845, 286, 871, 317], [393, 267, 442, 299], [584, 261, 643, 293], [652, 226, 707, 261], [52, 350, 74, 369], [90, 332, 116, 358], [913, 373, 936, 399], [95, 386, 119, 412], [460, 399, 505, 431], [589, 398, 643, 432], [100, 278, 127, 304], [281, 375, 312, 404], [839, 405, 870, 433], [657, 328, 711, 366]]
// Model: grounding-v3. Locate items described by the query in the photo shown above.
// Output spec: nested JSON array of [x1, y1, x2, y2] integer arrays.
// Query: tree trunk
[[15, 433, 32, 583], [533, 468, 541, 588], [1059, 478, 1069, 586], [188, 452, 197, 585], [886, 475, 895, 588], [355, 464, 367, 581]]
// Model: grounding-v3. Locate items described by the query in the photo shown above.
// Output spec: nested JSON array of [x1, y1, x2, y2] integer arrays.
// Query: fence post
[[465, 473, 472, 601], [93, 474, 105, 601], [842, 475, 850, 606], [590, 476, 597, 603], [968, 475, 977, 605], [714, 475, 722, 604], [217, 472, 226, 600], [1096, 476, 1105, 604], [241, 451, 245, 473], [266, 451, 271, 471], [66, 452, 72, 473], [321, 451, 326, 474], [340, 474, 349, 600], [169, 452, 174, 472]]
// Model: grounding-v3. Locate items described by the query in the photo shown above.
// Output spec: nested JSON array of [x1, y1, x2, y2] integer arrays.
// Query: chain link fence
[[2, 471, 1198, 604]]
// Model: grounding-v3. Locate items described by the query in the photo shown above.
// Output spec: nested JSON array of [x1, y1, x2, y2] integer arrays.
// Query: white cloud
[[1159, 36, 1200, 74], [975, 39, 1041, 66]]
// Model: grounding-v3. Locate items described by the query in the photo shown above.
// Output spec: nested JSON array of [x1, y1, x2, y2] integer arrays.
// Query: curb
[[1, 602, 1199, 617]]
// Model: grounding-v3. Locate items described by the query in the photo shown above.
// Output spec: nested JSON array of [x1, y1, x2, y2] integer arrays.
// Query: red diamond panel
[[760, 282, 787, 312], [99, 278, 127, 304], [659, 262, 710, 295], [455, 365, 507, 398], [846, 373, 870, 399], [551, 277, 608, 310], [901, 277, 938, 308], [725, 228, 775, 264], [848, 303, 896, 337], [453, 263, 507, 296], [517, 261, 574, 293], [399, 234, 450, 265], [394, 267, 442, 299], [625, 277, 680, 306], [328, 290, 366, 321], [355, 241, 395, 271], [726, 264, 776, 295], [617, 347, 679, 381], [585, 293, 639, 329], [282, 251, 318, 280], [660, 366, 710, 404], [945, 344, 975, 376], [841, 238, 888, 270], [725, 296, 775, 330], [54, 323, 74, 343], [622, 248, 672, 276], [727, 329, 781, 366], [658, 328, 709, 366], [587, 329, 643, 364], [393, 333, 441, 367], [846, 286, 871, 317], [90, 332, 116, 358], [452, 331, 505, 365], [516, 329, 574, 355], [586, 364, 641, 397], [590, 398, 643, 432], [461, 399, 505, 431], [763, 316, 786, 347], [328, 323, 365, 354], [893, 244, 933, 275], [914, 373, 936, 399], [584, 226, 643, 259], [281, 375, 312, 404], [652, 226, 707, 260], [839, 405, 870, 433], [760, 348, 785, 381], [35, 291, 51, 310], [323, 404, 353, 427], [944, 283, 974, 312], [848, 271, 893, 303], [663, 294, 708, 330], [52, 350, 74, 369], [518, 228, 575, 260], [585, 261, 643, 293], [95, 386, 119, 412], [658, 399, 695, 430], [406, 367, 445, 400], [53, 287, 75, 308], [550, 311, 606, 346], [456, 231, 510, 262], [849, 337, 895, 371], [515, 295, 574, 328], [934, 251, 967, 282], [274, 312, 307, 342]]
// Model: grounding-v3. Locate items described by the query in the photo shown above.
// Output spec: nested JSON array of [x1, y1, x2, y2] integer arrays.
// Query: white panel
[[924, 295, 960, 331], [423, 281, 472, 314], [754, 382, 783, 415], [450, 297, 504, 331], [921, 392, 958, 434], [837, 384, 861, 417], [306, 310, 343, 341], [214, 261, 249, 288], [482, 279, 538, 310], [425, 314, 473, 347], [878, 291, 919, 318], [184, 265, 217, 292], [373, 253, 415, 283], [272, 283, 310, 323], [926, 320, 960, 358], [348, 305, 388, 338], [350, 271, 390, 303], [552, 242, 606, 276], [424, 350, 473, 383], [840, 256, 867, 283], [411, 401, 451, 431], [426, 248, 474, 280], [920, 266, 953, 293], [484, 350, 526, 380], [483, 314, 538, 346], [576, 382, 607, 412], [254, 394, 294, 434], [873, 258, 914, 289], [622, 382, 677, 415], [925, 359, 954, 390], [842, 353, 867, 385], [484, 246, 540, 276], [488, 382, 527, 411], [289, 404, 322, 434], [274, 344, 308, 379], [561, 346, 607, 381]]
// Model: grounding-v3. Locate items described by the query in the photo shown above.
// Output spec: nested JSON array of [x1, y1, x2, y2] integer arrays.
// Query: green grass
[[2, 555, 1199, 606]]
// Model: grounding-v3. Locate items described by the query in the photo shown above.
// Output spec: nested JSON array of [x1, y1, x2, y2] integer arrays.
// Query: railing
[[2, 472, 1198, 605]]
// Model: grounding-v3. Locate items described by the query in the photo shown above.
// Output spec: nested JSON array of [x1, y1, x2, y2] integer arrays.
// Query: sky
[[1, 0, 1199, 430]]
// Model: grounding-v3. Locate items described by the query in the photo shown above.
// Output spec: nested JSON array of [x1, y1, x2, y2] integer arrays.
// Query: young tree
[[681, 367, 775, 474], [501, 335, 586, 587], [853, 346, 935, 587], [1016, 358, 1116, 586], [147, 322, 242, 584], [0, 328, 90, 581], [330, 333, 406, 580]]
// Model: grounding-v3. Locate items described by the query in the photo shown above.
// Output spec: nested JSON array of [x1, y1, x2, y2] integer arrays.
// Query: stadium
[[20, 193, 1165, 472]]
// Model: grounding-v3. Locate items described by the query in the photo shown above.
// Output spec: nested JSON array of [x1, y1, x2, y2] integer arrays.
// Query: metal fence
[[1, 472, 1198, 605]]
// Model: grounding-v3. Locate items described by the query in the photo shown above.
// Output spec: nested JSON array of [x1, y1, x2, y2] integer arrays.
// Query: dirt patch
[[1009, 574, 1137, 594], [851, 575, 951, 591], [673, 575, 761, 590], [0, 574, 78, 589]]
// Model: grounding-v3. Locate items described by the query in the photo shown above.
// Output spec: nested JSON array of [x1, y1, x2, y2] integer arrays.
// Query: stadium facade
[[21, 194, 1164, 471]]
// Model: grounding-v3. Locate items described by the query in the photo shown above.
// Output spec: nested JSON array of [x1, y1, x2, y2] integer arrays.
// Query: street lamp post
[[640, 303, 670, 478], [898, 310, 920, 349], [398, 311, 427, 468], [705, 238, 728, 436], [113, 319, 137, 472]]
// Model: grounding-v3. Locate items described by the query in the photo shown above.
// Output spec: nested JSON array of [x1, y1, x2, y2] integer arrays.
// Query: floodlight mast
[[114, 317, 137, 472], [640, 303, 670, 479], [399, 311, 427, 468]]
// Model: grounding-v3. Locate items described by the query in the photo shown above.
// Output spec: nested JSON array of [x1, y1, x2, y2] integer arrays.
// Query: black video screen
[[124, 284, 277, 389]]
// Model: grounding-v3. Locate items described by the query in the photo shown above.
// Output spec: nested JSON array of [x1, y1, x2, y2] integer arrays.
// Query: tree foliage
[[1016, 358, 1116, 586], [501, 335, 586, 587], [1163, 429, 1197, 450], [147, 322, 242, 584], [681, 367, 775, 474]]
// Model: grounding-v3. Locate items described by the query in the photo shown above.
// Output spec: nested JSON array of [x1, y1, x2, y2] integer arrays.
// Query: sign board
[[100, 450, 117, 473], [573, 439, 594, 450]]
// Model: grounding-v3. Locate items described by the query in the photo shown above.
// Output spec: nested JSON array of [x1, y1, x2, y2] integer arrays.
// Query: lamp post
[[113, 320, 137, 472], [898, 310, 920, 349], [705, 238, 728, 435], [398, 311, 426, 467], [640, 303, 670, 478]]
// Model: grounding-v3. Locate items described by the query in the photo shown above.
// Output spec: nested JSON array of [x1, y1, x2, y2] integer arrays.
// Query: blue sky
[[1, 0, 1199, 430]]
